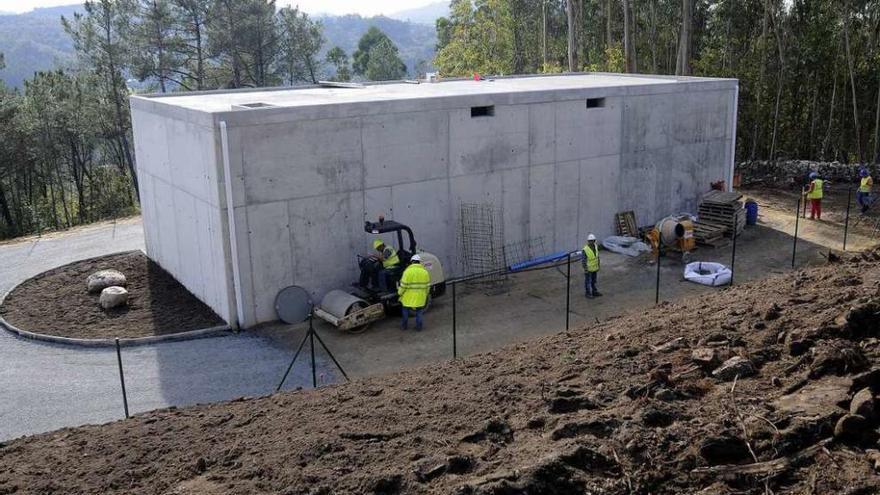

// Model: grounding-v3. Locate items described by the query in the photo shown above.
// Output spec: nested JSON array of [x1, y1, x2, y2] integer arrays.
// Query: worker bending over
[[858, 168, 873, 214], [398, 254, 430, 331], [582, 234, 602, 298], [805, 172, 824, 220], [359, 239, 400, 290]]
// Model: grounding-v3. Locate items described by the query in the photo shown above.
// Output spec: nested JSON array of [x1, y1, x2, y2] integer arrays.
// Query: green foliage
[[353, 26, 407, 77], [326, 46, 352, 82], [365, 38, 407, 81], [278, 6, 324, 85]]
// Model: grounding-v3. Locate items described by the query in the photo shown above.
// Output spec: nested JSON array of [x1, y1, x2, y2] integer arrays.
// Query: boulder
[[849, 387, 875, 419], [691, 348, 719, 368], [833, 414, 868, 442], [712, 357, 756, 381], [99, 286, 129, 310], [87, 269, 126, 293]]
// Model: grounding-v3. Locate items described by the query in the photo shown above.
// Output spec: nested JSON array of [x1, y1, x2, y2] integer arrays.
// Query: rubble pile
[[738, 160, 870, 188]]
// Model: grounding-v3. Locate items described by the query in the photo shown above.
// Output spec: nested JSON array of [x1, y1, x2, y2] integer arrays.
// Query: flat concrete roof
[[133, 73, 734, 114]]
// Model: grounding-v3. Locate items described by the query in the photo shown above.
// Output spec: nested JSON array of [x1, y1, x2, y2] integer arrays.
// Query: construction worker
[[358, 239, 400, 290], [857, 167, 873, 214], [398, 254, 430, 331], [582, 234, 602, 298], [805, 171, 824, 220]]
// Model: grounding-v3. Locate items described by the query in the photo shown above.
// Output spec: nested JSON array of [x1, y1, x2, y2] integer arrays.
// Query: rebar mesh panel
[[502, 237, 548, 268], [458, 203, 507, 286]]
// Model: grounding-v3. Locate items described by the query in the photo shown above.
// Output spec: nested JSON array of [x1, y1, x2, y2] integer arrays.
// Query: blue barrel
[[745, 201, 758, 225]]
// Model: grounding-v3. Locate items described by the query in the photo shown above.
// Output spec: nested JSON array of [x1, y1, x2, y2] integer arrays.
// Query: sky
[[0, 0, 439, 16]]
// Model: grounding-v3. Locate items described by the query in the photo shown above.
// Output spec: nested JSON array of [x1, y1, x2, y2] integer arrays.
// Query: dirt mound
[[0, 251, 224, 339], [2, 258, 880, 493]]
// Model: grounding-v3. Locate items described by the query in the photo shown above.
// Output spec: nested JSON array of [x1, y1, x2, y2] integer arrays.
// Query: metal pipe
[[565, 252, 571, 331], [115, 338, 129, 419], [452, 282, 457, 359], [655, 240, 661, 305], [309, 320, 317, 388], [792, 196, 801, 268], [219, 121, 244, 330], [843, 186, 852, 251], [730, 210, 739, 286]]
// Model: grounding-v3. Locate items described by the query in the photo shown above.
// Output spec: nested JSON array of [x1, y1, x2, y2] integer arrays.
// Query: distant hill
[[0, 4, 82, 89], [389, 1, 449, 25], [0, 5, 436, 88], [318, 15, 436, 76]]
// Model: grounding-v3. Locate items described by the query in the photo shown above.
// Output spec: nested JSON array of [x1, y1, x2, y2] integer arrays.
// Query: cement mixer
[[314, 218, 446, 333], [652, 215, 696, 262]]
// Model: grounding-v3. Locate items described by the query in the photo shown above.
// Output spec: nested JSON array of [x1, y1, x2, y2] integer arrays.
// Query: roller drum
[[319, 290, 370, 319]]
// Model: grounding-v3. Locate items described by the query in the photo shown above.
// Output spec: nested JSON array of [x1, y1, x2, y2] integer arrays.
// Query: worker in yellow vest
[[805, 172, 824, 220], [582, 234, 602, 298], [857, 168, 873, 214], [398, 254, 431, 331], [359, 239, 400, 290]]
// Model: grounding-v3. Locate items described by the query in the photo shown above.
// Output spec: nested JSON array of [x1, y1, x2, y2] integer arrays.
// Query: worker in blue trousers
[[582, 234, 602, 298]]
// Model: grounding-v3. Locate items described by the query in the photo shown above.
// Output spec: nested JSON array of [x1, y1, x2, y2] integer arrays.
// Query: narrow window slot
[[586, 98, 606, 109], [471, 105, 495, 117]]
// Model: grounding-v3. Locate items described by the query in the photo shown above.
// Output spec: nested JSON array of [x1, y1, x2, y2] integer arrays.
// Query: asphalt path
[[0, 218, 332, 441]]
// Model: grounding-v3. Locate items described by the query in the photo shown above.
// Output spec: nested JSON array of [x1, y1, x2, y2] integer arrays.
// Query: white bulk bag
[[684, 261, 732, 287]]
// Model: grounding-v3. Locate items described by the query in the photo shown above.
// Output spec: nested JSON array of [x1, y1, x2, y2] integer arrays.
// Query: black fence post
[[655, 246, 661, 305], [792, 196, 801, 268], [115, 338, 129, 419], [565, 252, 571, 331], [452, 281, 457, 359], [730, 210, 739, 286], [843, 186, 852, 251]]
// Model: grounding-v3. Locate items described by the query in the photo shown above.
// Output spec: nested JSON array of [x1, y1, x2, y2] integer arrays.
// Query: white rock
[[87, 270, 127, 293], [100, 286, 129, 309], [712, 356, 756, 382]]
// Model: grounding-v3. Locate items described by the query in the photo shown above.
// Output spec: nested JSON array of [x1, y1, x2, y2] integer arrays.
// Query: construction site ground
[[3, 231, 880, 493], [256, 186, 878, 379]]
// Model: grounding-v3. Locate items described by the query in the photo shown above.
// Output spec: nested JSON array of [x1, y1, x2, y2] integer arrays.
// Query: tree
[[277, 6, 324, 85], [207, 0, 278, 88], [171, 0, 210, 90], [62, 0, 139, 197], [353, 26, 404, 77], [365, 39, 407, 81], [326, 46, 351, 82], [131, 0, 183, 92], [675, 0, 693, 75]]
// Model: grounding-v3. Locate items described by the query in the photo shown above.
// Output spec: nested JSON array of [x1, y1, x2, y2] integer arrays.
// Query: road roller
[[314, 217, 447, 332]]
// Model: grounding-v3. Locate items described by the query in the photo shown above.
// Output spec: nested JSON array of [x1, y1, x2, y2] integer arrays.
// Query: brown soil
[[0, 251, 224, 339], [2, 253, 880, 494]]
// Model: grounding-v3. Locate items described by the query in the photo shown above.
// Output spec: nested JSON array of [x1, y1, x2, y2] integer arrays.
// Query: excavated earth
[[3, 253, 880, 494]]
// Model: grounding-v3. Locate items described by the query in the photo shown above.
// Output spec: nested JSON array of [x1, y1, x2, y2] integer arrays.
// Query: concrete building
[[130, 73, 738, 328]]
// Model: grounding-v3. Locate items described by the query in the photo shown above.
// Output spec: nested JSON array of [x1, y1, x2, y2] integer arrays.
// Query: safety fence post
[[655, 247, 661, 305], [452, 281, 457, 359], [730, 210, 739, 286], [843, 186, 852, 251], [792, 196, 801, 268], [565, 253, 571, 331], [115, 338, 129, 419]]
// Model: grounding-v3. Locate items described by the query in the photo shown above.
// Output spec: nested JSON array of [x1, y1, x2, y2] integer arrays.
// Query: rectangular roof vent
[[232, 102, 277, 110]]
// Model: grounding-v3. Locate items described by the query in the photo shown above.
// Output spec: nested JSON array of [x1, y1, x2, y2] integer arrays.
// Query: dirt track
[[1, 253, 879, 494]]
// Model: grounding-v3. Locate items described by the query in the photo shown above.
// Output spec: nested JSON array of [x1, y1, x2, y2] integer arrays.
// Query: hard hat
[[411, 254, 422, 262], [809, 172, 818, 179], [372, 239, 384, 249], [860, 168, 869, 177], [587, 234, 597, 241]]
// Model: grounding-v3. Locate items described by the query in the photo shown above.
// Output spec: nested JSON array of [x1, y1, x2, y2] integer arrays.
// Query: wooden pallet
[[615, 211, 638, 237]]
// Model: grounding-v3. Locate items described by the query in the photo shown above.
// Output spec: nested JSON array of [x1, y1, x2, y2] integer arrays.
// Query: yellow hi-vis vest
[[398, 263, 430, 308], [860, 177, 873, 193], [807, 179, 824, 199], [382, 247, 400, 269], [582, 244, 600, 272]]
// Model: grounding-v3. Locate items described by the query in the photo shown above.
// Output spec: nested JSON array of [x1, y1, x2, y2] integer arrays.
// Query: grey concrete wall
[[215, 83, 736, 327], [131, 101, 234, 324]]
